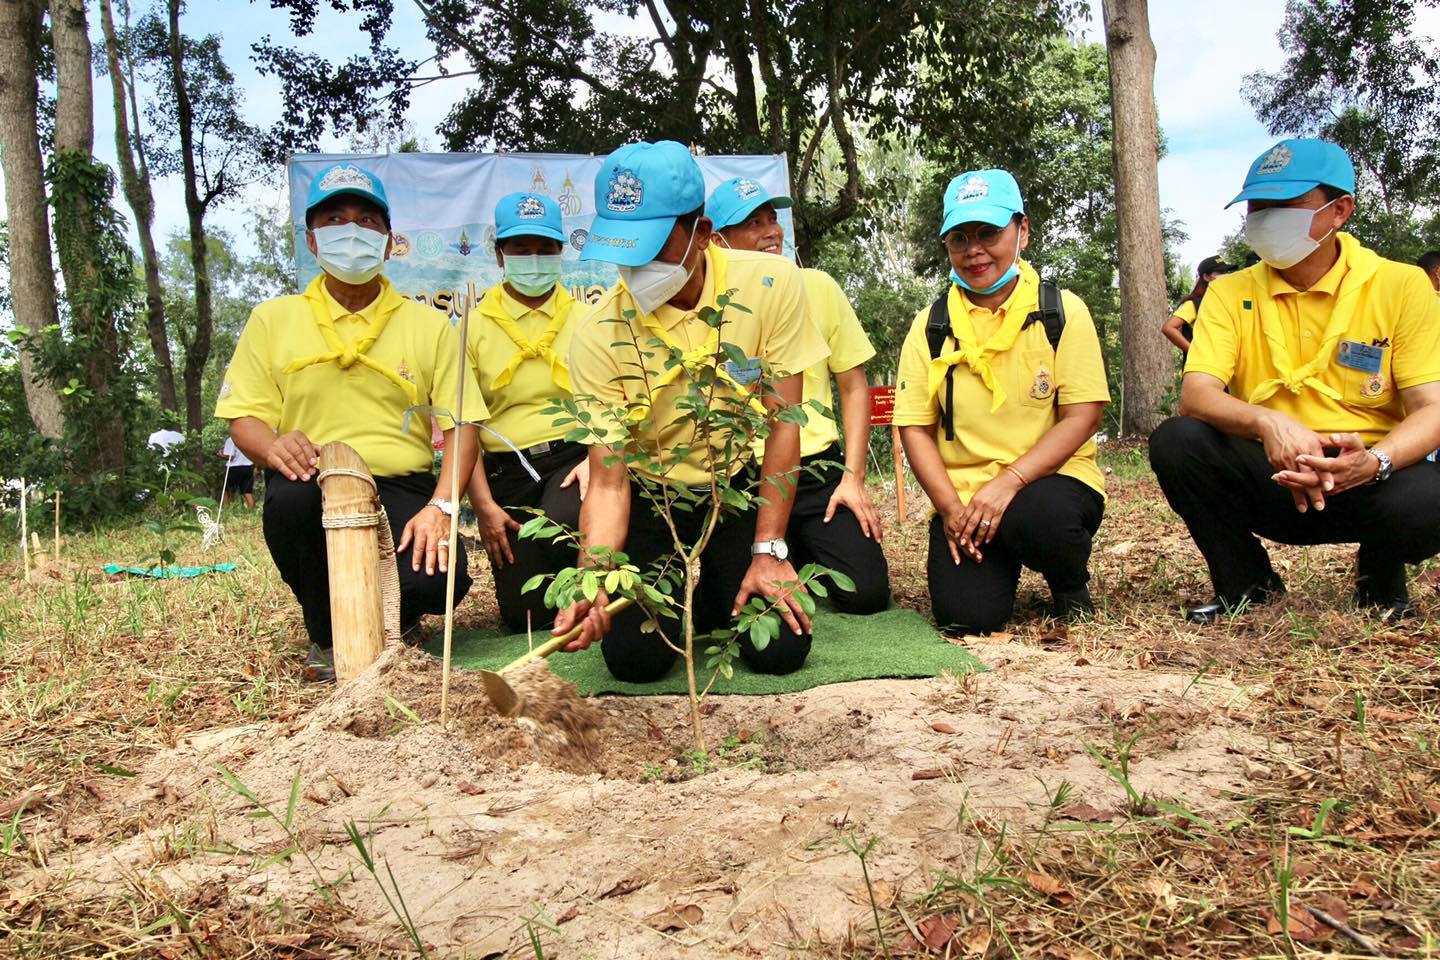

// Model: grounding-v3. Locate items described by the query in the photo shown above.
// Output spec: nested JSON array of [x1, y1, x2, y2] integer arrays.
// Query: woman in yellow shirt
[[464, 192, 585, 632], [1161, 256, 1233, 355], [895, 169, 1110, 634]]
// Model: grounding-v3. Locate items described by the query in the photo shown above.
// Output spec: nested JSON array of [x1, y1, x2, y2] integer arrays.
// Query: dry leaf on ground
[[643, 903, 703, 932]]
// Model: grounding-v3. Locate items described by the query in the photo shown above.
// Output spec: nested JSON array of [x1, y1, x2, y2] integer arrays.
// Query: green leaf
[[828, 570, 857, 593], [284, 770, 301, 830]]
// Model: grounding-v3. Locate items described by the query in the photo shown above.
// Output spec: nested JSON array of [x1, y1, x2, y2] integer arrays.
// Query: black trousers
[[263, 470, 473, 648], [485, 442, 584, 632], [601, 477, 812, 683], [927, 475, 1104, 634], [786, 446, 890, 614], [1149, 415, 1440, 603]]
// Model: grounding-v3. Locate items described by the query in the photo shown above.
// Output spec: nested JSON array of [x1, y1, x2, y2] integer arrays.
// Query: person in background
[[218, 437, 256, 510], [896, 168, 1110, 635], [1418, 250, 1440, 294], [465, 192, 586, 632], [1149, 139, 1440, 624], [217, 162, 486, 680], [704, 176, 890, 615], [1161, 255, 1234, 356]]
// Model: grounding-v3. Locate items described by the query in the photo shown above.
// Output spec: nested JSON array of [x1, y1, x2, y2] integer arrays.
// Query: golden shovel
[[480, 597, 633, 717]]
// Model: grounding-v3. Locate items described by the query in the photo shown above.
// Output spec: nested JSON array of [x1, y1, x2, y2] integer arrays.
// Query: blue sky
[[18, 1, 1440, 279]]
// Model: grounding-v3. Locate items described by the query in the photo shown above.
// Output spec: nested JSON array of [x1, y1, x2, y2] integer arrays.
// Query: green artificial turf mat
[[425, 604, 984, 696]]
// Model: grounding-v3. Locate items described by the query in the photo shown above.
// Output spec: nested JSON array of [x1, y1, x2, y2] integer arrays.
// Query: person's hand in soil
[[732, 558, 812, 635], [475, 499, 520, 569], [266, 430, 319, 481], [555, 589, 612, 651]]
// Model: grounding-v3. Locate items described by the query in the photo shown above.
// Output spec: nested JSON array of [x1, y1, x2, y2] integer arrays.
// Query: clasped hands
[[1260, 413, 1379, 512]]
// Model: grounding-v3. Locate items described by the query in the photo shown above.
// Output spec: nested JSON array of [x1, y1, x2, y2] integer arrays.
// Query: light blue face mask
[[313, 223, 388, 285], [503, 254, 563, 297], [951, 233, 1022, 295]]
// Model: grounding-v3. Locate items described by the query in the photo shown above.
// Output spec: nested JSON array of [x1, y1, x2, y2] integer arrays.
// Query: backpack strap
[[925, 294, 955, 440]]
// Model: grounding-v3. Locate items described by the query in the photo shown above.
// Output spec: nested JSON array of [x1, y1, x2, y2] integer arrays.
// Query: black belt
[[485, 439, 583, 475]]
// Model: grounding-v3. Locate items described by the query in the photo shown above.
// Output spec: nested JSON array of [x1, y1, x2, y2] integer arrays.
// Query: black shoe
[[303, 642, 336, 683], [1053, 587, 1095, 621], [1359, 594, 1418, 624], [1184, 581, 1284, 624]]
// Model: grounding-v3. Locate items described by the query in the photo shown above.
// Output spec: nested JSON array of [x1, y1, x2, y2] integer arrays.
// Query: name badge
[[723, 357, 765, 385], [1335, 340, 1383, 374]]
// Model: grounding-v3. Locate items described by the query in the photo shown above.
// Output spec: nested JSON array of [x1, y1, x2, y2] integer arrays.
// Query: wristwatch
[[1370, 449, 1393, 483], [751, 539, 790, 562], [427, 498, 457, 516]]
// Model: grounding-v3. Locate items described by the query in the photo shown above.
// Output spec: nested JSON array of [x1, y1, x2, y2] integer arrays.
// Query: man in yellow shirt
[[554, 141, 829, 682], [1419, 251, 1440, 293], [1149, 139, 1440, 623], [704, 176, 890, 614], [1161, 256, 1233, 356], [465, 191, 585, 632], [894, 168, 1110, 634], [217, 163, 486, 678]]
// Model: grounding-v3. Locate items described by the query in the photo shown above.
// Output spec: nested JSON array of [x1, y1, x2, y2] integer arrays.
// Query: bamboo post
[[53, 490, 60, 560], [19, 477, 29, 582], [439, 295, 472, 725], [890, 424, 907, 522], [316, 442, 385, 682]]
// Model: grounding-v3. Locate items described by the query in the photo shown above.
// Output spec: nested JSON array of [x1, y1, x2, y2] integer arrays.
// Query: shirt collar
[[1263, 242, 1349, 298], [500, 285, 558, 321], [317, 275, 386, 322]]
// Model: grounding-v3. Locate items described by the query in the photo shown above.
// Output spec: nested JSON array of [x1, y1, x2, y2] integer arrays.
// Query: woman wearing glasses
[[893, 169, 1111, 633]]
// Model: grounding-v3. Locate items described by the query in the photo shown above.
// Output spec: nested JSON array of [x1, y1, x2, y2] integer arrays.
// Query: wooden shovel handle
[[499, 596, 634, 674]]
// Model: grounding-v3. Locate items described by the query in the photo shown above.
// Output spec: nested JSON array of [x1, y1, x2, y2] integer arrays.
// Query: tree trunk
[[166, 0, 213, 449], [51, 0, 128, 471], [0, 0, 65, 439], [1103, 0, 1171, 436], [99, 0, 177, 413]]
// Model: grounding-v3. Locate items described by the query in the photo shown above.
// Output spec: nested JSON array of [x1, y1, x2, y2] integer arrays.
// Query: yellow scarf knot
[[926, 260, 1041, 412], [483, 285, 575, 393], [283, 275, 419, 406]]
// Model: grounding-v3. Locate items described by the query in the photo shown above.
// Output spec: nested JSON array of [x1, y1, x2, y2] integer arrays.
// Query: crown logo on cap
[[954, 175, 990, 203], [317, 164, 375, 194], [515, 195, 547, 219], [735, 179, 761, 201], [606, 169, 644, 213], [1257, 145, 1293, 176]]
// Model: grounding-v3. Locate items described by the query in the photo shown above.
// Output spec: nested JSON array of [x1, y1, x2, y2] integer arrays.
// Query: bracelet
[[1004, 465, 1029, 487]]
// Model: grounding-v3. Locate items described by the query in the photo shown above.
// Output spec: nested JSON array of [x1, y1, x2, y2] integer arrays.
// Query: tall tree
[[50, 0, 131, 471], [0, 0, 65, 439], [98, 0, 177, 412], [1102, 0, 1170, 435]]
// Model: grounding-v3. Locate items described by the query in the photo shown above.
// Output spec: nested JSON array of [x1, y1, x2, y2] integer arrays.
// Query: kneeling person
[[1149, 139, 1440, 623], [896, 169, 1110, 633], [555, 141, 830, 682], [466, 192, 585, 632], [217, 163, 486, 675], [705, 177, 891, 615]]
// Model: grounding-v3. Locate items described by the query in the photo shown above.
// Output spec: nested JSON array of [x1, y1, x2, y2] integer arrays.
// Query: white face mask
[[1243, 198, 1337, 270], [313, 223, 389, 284], [619, 226, 698, 315]]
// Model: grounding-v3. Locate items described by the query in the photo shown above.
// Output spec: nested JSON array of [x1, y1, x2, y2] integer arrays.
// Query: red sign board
[[869, 385, 896, 426]]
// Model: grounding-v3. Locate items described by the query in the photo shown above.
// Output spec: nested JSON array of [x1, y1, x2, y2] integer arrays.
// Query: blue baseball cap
[[495, 191, 564, 242], [305, 162, 390, 220], [939, 169, 1024, 236], [705, 176, 793, 230], [1226, 138, 1355, 208], [581, 141, 706, 266]]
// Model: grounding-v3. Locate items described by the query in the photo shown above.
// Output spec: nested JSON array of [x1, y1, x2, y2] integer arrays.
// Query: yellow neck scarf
[[283, 275, 419, 406], [621, 246, 767, 419], [483, 284, 574, 393], [927, 260, 1039, 412], [1248, 232, 1381, 405]]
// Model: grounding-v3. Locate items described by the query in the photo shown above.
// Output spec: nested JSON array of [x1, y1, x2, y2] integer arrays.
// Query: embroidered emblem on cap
[[1257, 145, 1293, 176], [515, 195, 547, 219], [317, 164, 375, 194], [606, 169, 644, 213], [735, 179, 761, 201], [954, 175, 991, 204]]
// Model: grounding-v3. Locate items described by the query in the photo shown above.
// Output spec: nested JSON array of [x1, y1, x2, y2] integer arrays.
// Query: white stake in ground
[[439, 294, 471, 725]]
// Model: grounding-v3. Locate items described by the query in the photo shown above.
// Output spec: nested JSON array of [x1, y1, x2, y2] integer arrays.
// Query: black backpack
[[925, 280, 1065, 440]]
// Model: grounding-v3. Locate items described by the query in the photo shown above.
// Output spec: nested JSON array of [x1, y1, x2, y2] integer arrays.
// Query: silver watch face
[[772, 539, 789, 562]]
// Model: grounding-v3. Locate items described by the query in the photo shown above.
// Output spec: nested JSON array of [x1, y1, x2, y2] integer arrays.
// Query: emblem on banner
[[390, 233, 411, 258], [1257, 145, 1293, 176], [317, 164, 375, 194], [606, 168, 644, 212], [530, 166, 551, 195], [516, 195, 547, 219], [559, 173, 583, 217], [570, 228, 588, 252], [954, 175, 990, 203]]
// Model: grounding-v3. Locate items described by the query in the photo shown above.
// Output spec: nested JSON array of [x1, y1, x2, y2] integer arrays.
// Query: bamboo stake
[[317, 443, 385, 682], [53, 490, 61, 560], [439, 294, 472, 725], [19, 477, 29, 582]]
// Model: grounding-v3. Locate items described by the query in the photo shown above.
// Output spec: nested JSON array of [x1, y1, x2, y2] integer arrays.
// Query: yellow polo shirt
[[466, 283, 577, 453], [893, 279, 1110, 504], [568, 245, 829, 486], [793, 268, 876, 457], [1187, 234, 1440, 443], [216, 275, 486, 477]]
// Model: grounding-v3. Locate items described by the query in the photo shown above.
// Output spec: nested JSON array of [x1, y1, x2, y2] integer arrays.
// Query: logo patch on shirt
[[1361, 374, 1386, 399], [734, 178, 761, 201], [1256, 145, 1293, 176], [605, 168, 644, 213], [1029, 365, 1054, 400], [953, 175, 990, 203], [395, 360, 415, 384], [515, 195, 547, 219]]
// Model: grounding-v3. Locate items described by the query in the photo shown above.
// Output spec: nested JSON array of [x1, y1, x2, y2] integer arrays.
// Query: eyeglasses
[[943, 224, 1010, 252]]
